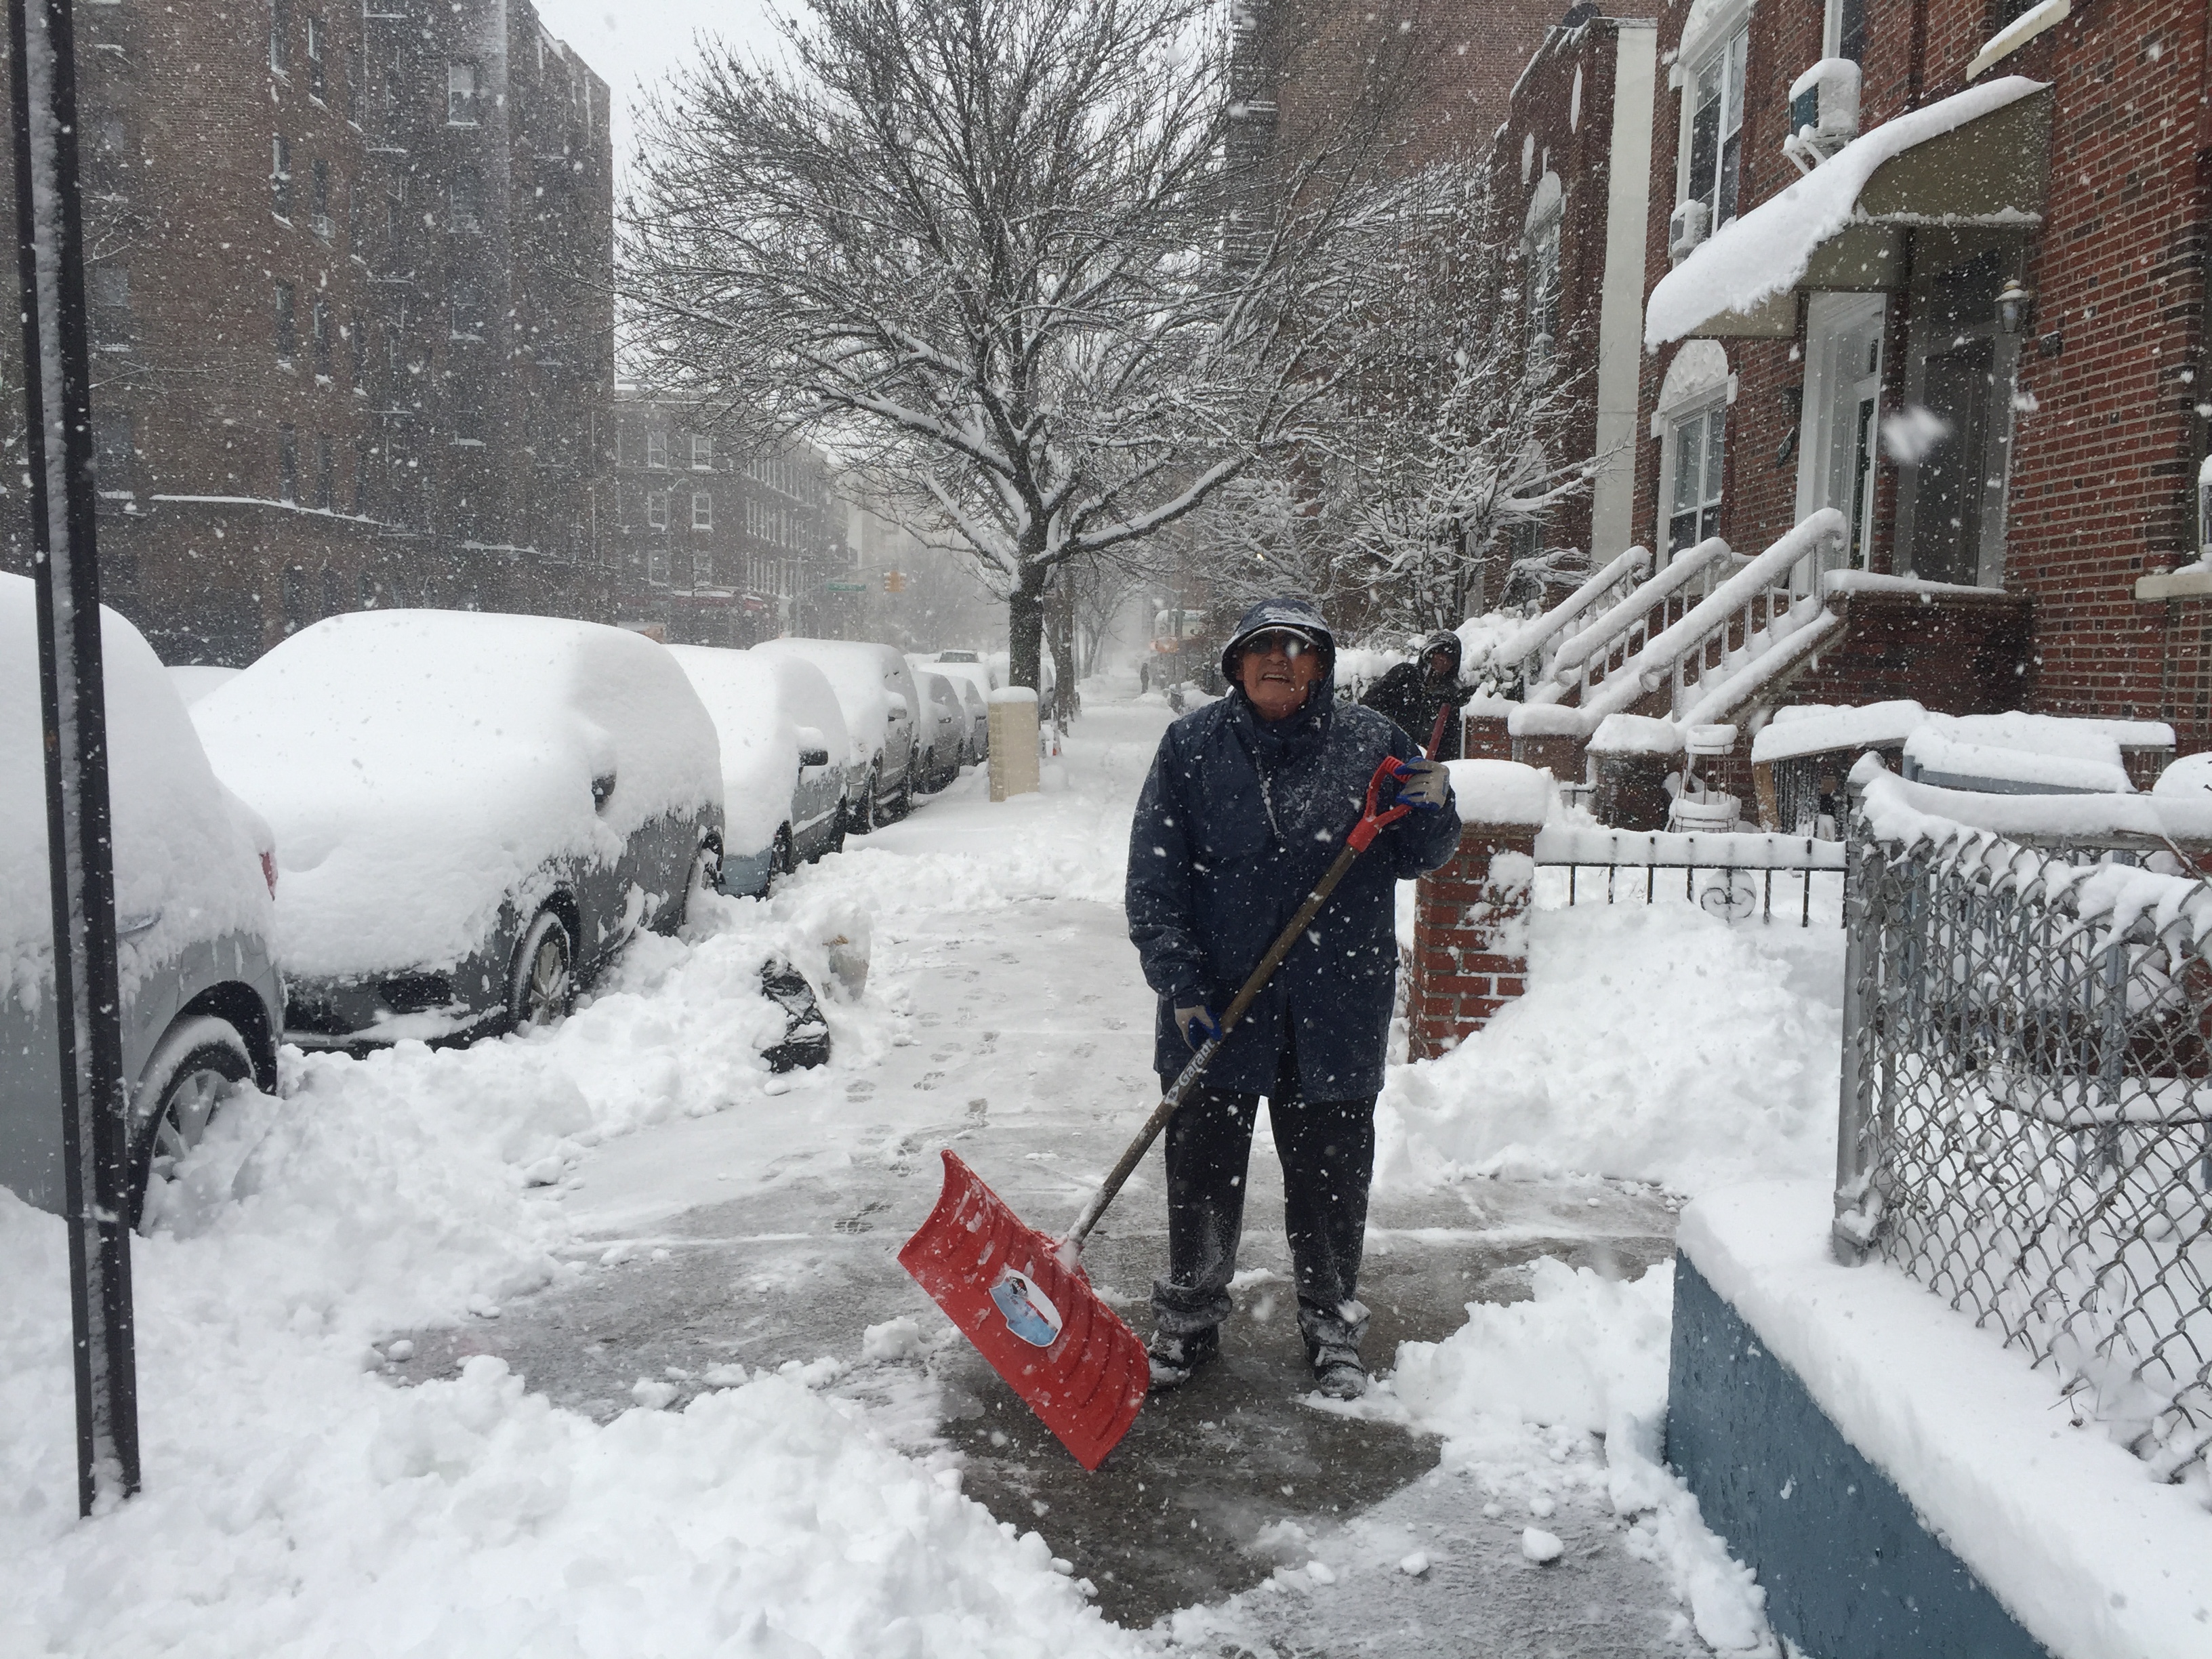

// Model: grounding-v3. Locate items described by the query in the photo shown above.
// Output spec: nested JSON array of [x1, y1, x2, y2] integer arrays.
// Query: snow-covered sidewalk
[[3, 687, 1845, 1656]]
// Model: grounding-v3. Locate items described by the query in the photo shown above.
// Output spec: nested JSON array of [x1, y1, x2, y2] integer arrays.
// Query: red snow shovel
[[898, 754, 1419, 1469]]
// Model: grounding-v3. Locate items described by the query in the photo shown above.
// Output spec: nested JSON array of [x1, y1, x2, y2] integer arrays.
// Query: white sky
[[530, 0, 786, 173]]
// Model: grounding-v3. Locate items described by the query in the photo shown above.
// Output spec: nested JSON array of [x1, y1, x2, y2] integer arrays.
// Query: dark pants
[[1151, 1038, 1376, 1359]]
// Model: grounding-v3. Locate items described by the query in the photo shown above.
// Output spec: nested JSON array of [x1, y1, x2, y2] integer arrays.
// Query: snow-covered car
[[753, 638, 921, 832], [1, 574, 283, 1224], [667, 644, 847, 896], [191, 611, 724, 1050], [911, 655, 990, 761], [912, 669, 967, 793]]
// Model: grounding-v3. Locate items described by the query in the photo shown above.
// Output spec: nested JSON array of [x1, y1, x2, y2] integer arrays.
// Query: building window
[[322, 566, 344, 616], [1826, 0, 1868, 63], [278, 424, 300, 503], [269, 0, 289, 75], [692, 549, 714, 588], [274, 281, 296, 362], [447, 62, 482, 125], [1525, 207, 1561, 373], [94, 411, 133, 494], [691, 491, 713, 530], [310, 158, 331, 237], [1668, 403, 1727, 555], [449, 167, 480, 232], [354, 434, 374, 514], [1685, 26, 1748, 230], [647, 544, 671, 586], [91, 264, 127, 344], [282, 566, 308, 632], [306, 15, 325, 98], [271, 135, 292, 219], [311, 301, 332, 377], [646, 490, 669, 529], [346, 43, 363, 124], [646, 429, 668, 468], [449, 276, 484, 340], [691, 433, 712, 470], [314, 435, 335, 510], [348, 311, 366, 388]]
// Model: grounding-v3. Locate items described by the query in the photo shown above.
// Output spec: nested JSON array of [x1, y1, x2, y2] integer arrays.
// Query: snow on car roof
[[1, 573, 270, 1000], [753, 638, 905, 767], [192, 609, 720, 979], [666, 645, 801, 859]]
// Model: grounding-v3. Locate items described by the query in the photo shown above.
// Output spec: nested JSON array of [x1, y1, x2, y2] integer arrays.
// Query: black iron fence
[[1533, 825, 1845, 926]]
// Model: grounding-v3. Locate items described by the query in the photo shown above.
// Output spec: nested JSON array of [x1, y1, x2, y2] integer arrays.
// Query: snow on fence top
[[1645, 76, 2047, 345], [1587, 713, 1682, 756], [1856, 750, 2212, 858], [1752, 700, 1927, 764], [988, 686, 1039, 704]]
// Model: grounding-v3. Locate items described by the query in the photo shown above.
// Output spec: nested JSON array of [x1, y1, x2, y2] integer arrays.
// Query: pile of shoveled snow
[[0, 884, 1137, 1659], [1378, 898, 1844, 1197], [1389, 1259, 1775, 1654]]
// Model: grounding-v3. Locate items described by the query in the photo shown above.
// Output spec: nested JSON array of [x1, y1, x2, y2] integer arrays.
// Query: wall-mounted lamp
[[1996, 279, 2034, 337]]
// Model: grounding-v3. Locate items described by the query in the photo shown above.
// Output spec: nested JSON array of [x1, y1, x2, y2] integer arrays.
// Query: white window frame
[[1662, 400, 1728, 558], [691, 433, 712, 470], [691, 491, 712, 531], [1675, 16, 1750, 232], [447, 62, 482, 126], [645, 430, 668, 469], [645, 490, 669, 529]]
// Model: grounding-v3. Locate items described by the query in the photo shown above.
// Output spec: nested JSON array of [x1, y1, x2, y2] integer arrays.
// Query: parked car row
[[1, 586, 992, 1223]]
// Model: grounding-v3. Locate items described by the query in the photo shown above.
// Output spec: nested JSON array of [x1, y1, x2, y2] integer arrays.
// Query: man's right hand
[[1175, 1004, 1219, 1048]]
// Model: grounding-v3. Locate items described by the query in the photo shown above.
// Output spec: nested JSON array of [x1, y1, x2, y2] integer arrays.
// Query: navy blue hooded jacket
[[1126, 597, 1462, 1098]]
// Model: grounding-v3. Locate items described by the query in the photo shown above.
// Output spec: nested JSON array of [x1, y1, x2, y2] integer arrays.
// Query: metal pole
[[12, 0, 140, 1514]]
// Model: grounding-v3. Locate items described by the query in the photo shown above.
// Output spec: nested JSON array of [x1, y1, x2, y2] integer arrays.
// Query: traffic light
[[883, 570, 907, 594]]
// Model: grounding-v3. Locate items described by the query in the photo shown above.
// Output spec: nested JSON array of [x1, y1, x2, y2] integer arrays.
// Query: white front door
[[1798, 291, 1887, 573]]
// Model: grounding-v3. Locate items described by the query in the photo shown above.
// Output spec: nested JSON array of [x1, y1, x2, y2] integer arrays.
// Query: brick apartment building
[[609, 390, 858, 648], [0, 0, 616, 665], [1486, 0, 2212, 756]]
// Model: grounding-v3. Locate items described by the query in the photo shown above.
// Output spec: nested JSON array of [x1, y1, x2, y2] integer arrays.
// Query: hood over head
[[1218, 596, 1338, 686], [1418, 629, 1463, 678]]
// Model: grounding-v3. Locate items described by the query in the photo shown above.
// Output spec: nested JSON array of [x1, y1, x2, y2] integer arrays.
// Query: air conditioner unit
[[1782, 58, 1862, 173], [1668, 199, 1710, 262]]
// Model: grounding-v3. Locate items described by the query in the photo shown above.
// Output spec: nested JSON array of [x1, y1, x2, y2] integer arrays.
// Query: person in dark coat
[[1361, 629, 1473, 758], [1125, 596, 1462, 1398]]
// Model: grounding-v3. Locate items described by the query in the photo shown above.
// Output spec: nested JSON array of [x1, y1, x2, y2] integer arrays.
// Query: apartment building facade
[[0, 0, 615, 664], [609, 390, 856, 647]]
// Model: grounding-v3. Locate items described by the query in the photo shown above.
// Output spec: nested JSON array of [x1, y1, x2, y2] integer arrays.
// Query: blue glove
[[1174, 1004, 1219, 1049], [1397, 759, 1451, 811]]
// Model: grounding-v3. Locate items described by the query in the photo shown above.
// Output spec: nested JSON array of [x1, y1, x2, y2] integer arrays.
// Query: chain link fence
[[1835, 785, 2212, 1487]]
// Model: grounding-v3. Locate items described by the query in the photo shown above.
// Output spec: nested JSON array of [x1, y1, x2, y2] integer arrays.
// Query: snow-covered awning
[[1646, 77, 2051, 345]]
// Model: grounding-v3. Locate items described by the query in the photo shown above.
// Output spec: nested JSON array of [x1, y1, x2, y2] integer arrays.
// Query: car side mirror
[[886, 693, 909, 719], [592, 771, 616, 810], [799, 745, 831, 769]]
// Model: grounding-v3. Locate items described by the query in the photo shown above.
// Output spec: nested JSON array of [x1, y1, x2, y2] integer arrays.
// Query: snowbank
[[666, 644, 800, 859], [0, 887, 1137, 1659], [191, 611, 722, 979], [1386, 1258, 1776, 1652], [1681, 1183, 2212, 1658], [1, 573, 270, 1002], [1377, 901, 1841, 1196], [1646, 77, 2047, 344]]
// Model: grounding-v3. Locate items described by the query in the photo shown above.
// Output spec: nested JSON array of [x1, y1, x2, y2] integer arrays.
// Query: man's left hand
[[1397, 759, 1450, 811]]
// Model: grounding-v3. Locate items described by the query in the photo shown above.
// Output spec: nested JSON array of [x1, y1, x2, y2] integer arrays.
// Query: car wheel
[[827, 805, 849, 857], [130, 1016, 253, 1230], [852, 766, 879, 835], [510, 908, 575, 1033], [678, 842, 720, 927], [894, 762, 916, 819], [771, 825, 795, 881]]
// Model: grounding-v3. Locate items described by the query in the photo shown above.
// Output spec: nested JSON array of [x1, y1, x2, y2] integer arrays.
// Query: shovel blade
[[898, 1150, 1148, 1471]]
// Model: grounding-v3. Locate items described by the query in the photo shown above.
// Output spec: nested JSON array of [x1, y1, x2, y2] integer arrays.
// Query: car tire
[[510, 908, 575, 1033], [678, 842, 720, 927], [771, 825, 795, 882], [827, 806, 849, 857], [893, 762, 916, 820], [129, 1015, 253, 1230], [851, 764, 879, 835]]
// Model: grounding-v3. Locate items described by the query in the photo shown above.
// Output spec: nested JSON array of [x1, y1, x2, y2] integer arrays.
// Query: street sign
[[824, 579, 866, 593]]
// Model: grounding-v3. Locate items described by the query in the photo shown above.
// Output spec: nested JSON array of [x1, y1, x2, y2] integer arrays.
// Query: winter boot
[[1146, 1324, 1219, 1390], [1311, 1343, 1368, 1400]]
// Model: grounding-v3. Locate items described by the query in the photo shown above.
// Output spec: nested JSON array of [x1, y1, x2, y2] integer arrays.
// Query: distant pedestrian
[[1361, 629, 1473, 758], [1126, 596, 1460, 1398]]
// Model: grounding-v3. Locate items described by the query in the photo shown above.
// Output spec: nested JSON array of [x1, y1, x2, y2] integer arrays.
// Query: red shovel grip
[[1347, 756, 1414, 853]]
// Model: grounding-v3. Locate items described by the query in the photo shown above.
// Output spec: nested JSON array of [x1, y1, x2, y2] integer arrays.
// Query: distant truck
[[1144, 607, 1223, 703]]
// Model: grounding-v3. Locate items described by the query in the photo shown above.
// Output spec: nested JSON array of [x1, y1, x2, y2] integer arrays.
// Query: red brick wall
[[1408, 824, 1537, 1059]]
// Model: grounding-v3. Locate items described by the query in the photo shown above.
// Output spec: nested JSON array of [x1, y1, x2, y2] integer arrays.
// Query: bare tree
[[623, 0, 1403, 691]]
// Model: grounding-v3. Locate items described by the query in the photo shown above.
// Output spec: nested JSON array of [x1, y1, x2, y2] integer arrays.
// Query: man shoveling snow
[[1125, 597, 1460, 1398]]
